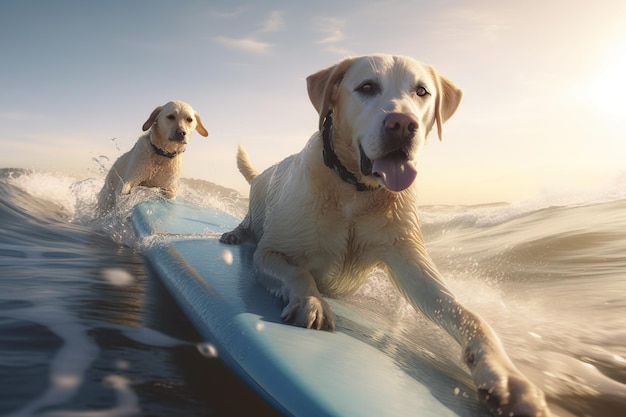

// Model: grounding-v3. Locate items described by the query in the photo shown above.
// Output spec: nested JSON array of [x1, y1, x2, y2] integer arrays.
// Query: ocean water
[[1, 168, 625, 417]]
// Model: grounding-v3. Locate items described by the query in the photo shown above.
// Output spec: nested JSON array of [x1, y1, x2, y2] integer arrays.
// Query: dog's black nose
[[176, 128, 186, 136], [383, 113, 418, 143]]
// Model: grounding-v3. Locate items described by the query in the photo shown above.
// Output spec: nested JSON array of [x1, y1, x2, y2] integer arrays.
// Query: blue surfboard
[[131, 199, 489, 417]]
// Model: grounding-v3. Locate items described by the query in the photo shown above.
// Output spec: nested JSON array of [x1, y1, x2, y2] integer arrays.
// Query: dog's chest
[[307, 198, 396, 293], [340, 200, 360, 220], [142, 156, 178, 186], [317, 194, 397, 245]]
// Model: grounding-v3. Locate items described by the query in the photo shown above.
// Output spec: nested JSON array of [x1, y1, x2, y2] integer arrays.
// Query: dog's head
[[307, 54, 462, 192], [142, 100, 209, 154]]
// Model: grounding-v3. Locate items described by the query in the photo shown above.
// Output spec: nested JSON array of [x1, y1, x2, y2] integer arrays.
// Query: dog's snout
[[383, 113, 419, 142], [176, 128, 187, 136]]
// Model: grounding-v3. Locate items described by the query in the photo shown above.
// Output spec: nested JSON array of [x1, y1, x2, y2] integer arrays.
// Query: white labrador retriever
[[97, 100, 208, 215], [220, 55, 550, 417]]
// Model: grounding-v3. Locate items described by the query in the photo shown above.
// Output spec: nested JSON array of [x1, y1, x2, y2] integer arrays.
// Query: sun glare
[[585, 36, 626, 121]]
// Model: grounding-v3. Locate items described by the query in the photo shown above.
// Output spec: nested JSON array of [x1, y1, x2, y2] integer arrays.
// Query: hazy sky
[[1, 0, 624, 205]]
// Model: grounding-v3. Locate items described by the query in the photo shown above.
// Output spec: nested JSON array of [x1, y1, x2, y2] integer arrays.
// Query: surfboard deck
[[132, 199, 489, 417]]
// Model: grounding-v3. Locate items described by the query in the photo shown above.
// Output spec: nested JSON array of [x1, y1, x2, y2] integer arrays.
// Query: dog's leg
[[113, 153, 146, 196], [254, 245, 335, 330], [386, 250, 550, 417]]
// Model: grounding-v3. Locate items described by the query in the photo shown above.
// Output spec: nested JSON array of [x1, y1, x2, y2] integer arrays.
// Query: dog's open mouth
[[359, 144, 417, 192]]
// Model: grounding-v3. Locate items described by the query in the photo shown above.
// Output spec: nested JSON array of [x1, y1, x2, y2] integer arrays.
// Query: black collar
[[147, 136, 179, 159], [322, 110, 374, 192]]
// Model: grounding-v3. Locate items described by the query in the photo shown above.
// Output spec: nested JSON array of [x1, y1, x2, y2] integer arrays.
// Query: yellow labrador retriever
[[220, 55, 550, 417], [97, 100, 208, 215]]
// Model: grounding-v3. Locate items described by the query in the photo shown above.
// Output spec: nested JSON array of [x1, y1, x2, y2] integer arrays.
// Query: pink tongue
[[372, 156, 417, 192]]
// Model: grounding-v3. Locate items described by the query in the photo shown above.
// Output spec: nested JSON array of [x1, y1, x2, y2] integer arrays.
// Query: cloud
[[261, 10, 285, 33], [314, 17, 347, 44], [214, 36, 272, 55], [213, 11, 284, 55], [208, 7, 246, 19], [312, 16, 352, 55]]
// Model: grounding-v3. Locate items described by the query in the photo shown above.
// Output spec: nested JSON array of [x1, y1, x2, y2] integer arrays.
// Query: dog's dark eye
[[167, 114, 175, 120], [186, 117, 193, 123], [415, 86, 430, 97], [356, 81, 381, 96]]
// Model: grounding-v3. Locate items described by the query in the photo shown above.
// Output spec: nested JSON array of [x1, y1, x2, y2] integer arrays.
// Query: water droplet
[[53, 374, 80, 388], [221, 249, 233, 265], [197, 342, 218, 358], [101, 268, 134, 286]]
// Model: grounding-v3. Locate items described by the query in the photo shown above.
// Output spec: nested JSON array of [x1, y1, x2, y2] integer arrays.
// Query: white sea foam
[[6, 171, 81, 216]]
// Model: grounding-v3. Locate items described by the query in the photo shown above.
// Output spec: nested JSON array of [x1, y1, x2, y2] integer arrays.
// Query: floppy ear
[[194, 113, 209, 137], [142, 105, 163, 132], [306, 57, 355, 130], [429, 67, 463, 140]]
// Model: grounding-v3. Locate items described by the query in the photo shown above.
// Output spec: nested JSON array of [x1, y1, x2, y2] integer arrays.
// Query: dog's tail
[[236, 144, 258, 184]]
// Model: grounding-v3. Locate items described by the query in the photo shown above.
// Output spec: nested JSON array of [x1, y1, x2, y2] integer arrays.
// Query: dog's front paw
[[161, 189, 176, 199], [472, 358, 550, 417], [219, 225, 251, 245], [281, 296, 335, 331]]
